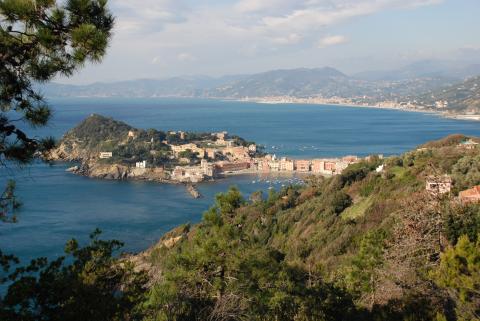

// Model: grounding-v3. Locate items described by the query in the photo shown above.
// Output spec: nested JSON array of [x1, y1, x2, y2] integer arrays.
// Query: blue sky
[[62, 0, 480, 84]]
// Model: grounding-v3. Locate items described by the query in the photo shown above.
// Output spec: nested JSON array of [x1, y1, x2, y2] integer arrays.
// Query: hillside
[[132, 134, 480, 320], [206, 67, 361, 98], [41, 66, 458, 101], [416, 76, 480, 114]]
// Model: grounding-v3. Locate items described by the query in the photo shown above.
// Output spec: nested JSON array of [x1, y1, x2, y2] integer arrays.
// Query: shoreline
[[225, 97, 480, 122], [48, 95, 480, 122]]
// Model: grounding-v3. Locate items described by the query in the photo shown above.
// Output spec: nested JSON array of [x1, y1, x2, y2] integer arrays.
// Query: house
[[128, 130, 137, 139], [295, 160, 311, 172], [459, 186, 480, 204], [136, 160, 147, 169], [99, 152, 113, 159], [426, 175, 452, 195], [458, 139, 479, 150]]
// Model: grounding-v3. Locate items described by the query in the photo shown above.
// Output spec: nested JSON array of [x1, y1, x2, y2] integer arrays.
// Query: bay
[[1, 97, 479, 263]]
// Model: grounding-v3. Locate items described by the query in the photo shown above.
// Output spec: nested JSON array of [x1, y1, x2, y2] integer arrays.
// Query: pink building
[[295, 160, 311, 172]]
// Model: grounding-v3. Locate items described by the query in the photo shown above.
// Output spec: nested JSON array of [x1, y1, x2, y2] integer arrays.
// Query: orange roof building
[[459, 186, 480, 204]]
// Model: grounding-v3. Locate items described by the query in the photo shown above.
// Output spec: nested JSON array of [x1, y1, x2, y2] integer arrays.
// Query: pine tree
[[1, 0, 114, 166]]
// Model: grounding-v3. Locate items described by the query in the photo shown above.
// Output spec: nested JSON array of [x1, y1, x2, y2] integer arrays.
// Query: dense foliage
[[1, 0, 114, 166], [136, 135, 480, 320], [0, 230, 148, 321]]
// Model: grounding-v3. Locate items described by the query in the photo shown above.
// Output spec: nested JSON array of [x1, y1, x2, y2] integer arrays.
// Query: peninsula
[[49, 115, 370, 184]]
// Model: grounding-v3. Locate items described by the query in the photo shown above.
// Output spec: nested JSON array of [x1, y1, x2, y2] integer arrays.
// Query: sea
[[1, 97, 480, 264]]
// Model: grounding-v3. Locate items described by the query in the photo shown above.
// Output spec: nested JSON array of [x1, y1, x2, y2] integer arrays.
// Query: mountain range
[[41, 60, 480, 114]]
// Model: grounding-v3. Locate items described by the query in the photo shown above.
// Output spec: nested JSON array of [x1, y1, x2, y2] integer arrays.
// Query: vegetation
[[136, 135, 480, 320], [0, 230, 148, 321], [3, 134, 480, 319]]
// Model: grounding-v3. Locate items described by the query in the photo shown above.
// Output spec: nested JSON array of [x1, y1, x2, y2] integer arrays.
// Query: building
[[201, 159, 215, 177], [458, 139, 479, 150], [215, 161, 250, 173], [99, 152, 113, 159], [222, 146, 250, 161], [136, 160, 147, 169], [171, 166, 205, 183], [459, 186, 480, 204], [268, 160, 280, 171], [324, 161, 336, 173], [335, 161, 350, 174], [170, 143, 206, 158], [248, 144, 257, 153], [426, 175, 452, 195], [216, 131, 228, 141], [342, 155, 359, 163], [128, 130, 137, 139], [280, 157, 295, 171], [295, 160, 311, 172], [311, 160, 325, 173], [205, 148, 219, 159]]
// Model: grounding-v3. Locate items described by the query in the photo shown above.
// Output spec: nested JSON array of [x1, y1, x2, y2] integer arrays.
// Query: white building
[[99, 152, 113, 159], [136, 160, 147, 169]]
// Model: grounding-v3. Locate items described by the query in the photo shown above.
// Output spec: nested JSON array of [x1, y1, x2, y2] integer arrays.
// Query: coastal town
[[242, 95, 480, 121], [96, 129, 369, 184]]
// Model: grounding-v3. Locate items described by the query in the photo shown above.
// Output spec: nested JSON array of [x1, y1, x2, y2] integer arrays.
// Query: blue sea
[[1, 98, 480, 263]]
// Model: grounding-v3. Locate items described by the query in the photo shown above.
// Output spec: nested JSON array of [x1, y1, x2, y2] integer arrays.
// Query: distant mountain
[[354, 60, 480, 81], [415, 76, 480, 113], [40, 64, 480, 115], [41, 75, 247, 98], [205, 67, 366, 98]]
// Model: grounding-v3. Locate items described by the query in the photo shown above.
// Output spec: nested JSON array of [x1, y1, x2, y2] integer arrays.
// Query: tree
[[1, 0, 114, 167], [0, 230, 148, 321], [431, 235, 480, 321]]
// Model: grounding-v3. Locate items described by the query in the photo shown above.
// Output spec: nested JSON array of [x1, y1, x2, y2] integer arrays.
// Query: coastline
[[233, 97, 480, 122]]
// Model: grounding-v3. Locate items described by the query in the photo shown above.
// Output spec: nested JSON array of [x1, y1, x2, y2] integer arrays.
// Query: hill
[[132, 134, 480, 320], [415, 76, 480, 114]]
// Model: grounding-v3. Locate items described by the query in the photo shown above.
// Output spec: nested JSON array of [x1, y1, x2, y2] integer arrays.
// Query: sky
[[61, 0, 480, 84]]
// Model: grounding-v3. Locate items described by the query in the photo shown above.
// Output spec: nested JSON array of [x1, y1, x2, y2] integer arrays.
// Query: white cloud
[[151, 56, 162, 64], [318, 35, 348, 48], [271, 33, 303, 45], [177, 52, 197, 62], [66, 0, 447, 83]]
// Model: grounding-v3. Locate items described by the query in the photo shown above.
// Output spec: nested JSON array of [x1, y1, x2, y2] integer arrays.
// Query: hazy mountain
[[415, 76, 480, 113], [41, 64, 480, 109], [354, 60, 480, 81], [41, 75, 247, 98], [205, 67, 365, 98]]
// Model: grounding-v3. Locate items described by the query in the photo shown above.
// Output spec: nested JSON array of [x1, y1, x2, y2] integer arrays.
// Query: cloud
[[111, 0, 188, 34], [318, 35, 348, 48], [151, 56, 162, 64], [271, 33, 303, 45], [177, 52, 197, 62]]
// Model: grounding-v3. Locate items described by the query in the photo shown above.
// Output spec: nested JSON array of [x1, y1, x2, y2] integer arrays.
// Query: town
[[96, 129, 369, 184]]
